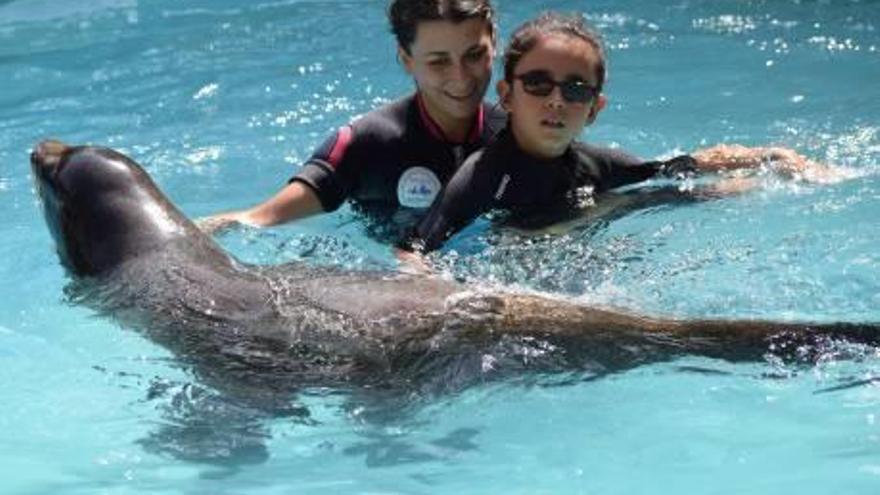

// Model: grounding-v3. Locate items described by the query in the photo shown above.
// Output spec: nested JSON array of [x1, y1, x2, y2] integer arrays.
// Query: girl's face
[[498, 34, 606, 159]]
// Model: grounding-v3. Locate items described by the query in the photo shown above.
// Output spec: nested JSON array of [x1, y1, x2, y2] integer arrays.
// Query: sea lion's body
[[30, 140, 879, 390]]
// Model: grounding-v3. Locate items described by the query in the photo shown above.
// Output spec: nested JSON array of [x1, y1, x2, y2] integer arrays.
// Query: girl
[[403, 12, 825, 254]]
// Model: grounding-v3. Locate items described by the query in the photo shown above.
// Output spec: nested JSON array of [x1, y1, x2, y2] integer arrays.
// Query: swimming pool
[[2, 0, 879, 492]]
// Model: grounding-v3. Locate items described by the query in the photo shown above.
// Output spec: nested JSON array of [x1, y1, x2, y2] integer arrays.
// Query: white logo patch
[[397, 166, 441, 208]]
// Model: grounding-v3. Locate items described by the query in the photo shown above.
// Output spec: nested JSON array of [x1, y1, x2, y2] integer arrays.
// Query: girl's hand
[[692, 144, 843, 183]]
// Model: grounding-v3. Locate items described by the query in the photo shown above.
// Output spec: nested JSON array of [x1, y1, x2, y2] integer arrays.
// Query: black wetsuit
[[406, 128, 697, 252], [291, 93, 505, 222]]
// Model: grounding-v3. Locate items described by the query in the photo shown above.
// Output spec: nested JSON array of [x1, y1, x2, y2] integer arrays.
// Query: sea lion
[[30, 139, 880, 391]]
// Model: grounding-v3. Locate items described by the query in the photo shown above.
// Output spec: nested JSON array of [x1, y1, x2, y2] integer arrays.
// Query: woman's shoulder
[[347, 94, 416, 139]]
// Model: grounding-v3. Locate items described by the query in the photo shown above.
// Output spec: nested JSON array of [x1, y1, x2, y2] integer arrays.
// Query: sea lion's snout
[[31, 139, 70, 179]]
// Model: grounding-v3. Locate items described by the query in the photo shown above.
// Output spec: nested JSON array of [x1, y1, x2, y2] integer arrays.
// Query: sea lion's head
[[31, 139, 191, 276]]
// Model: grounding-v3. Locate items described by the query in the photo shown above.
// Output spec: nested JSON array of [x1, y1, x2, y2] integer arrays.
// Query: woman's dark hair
[[388, 0, 495, 54], [503, 12, 606, 91]]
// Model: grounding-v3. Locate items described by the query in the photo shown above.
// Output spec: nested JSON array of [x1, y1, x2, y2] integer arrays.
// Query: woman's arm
[[196, 181, 324, 234]]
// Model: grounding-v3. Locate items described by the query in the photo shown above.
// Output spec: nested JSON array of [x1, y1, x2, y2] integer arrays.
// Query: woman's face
[[498, 34, 605, 159], [400, 18, 495, 134]]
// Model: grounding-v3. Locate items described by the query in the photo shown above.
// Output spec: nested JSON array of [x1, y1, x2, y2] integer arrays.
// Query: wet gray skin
[[30, 140, 880, 398]]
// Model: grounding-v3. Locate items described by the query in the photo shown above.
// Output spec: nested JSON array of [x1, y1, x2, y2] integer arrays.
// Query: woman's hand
[[194, 213, 244, 235]]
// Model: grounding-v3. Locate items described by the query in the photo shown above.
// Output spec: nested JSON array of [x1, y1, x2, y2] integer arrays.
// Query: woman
[[200, 0, 505, 234]]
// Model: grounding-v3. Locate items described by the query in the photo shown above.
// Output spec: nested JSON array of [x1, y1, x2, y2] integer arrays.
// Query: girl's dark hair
[[388, 0, 495, 54], [503, 12, 607, 91]]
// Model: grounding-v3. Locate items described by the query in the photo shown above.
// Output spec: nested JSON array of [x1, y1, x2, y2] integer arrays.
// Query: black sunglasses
[[514, 70, 598, 104]]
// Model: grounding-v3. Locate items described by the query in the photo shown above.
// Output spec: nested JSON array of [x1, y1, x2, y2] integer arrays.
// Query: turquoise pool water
[[2, 0, 880, 493]]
